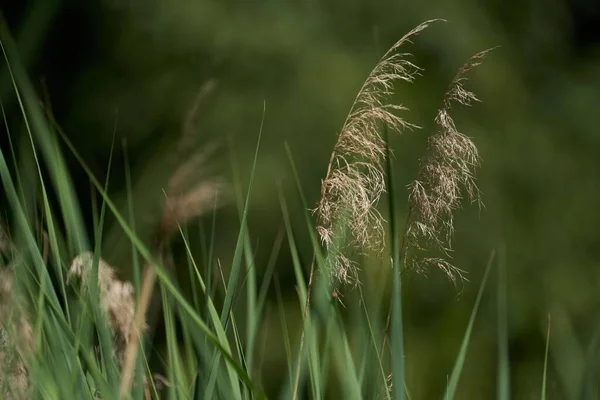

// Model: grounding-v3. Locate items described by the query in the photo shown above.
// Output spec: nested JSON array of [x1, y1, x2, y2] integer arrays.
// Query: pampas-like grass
[[315, 20, 437, 285], [406, 49, 493, 281], [315, 18, 492, 287]]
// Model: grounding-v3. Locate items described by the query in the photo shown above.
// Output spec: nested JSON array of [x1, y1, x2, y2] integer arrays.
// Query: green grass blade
[[229, 142, 261, 378], [541, 314, 551, 400], [443, 251, 495, 400], [359, 286, 391, 400], [332, 317, 362, 400], [274, 277, 294, 384], [174, 220, 245, 399], [161, 287, 190, 400], [123, 140, 145, 400], [256, 226, 284, 316], [497, 246, 510, 400], [220, 103, 265, 327], [384, 127, 405, 400], [90, 134, 120, 393]]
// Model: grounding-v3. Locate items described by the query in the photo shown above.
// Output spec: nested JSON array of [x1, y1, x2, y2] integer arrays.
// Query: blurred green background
[[2, 0, 600, 398]]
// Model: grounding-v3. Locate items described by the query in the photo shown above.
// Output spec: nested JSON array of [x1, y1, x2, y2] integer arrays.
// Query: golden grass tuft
[[315, 20, 438, 285], [406, 48, 494, 281]]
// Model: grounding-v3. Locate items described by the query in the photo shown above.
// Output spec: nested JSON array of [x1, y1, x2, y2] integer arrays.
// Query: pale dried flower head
[[68, 252, 141, 365], [316, 20, 439, 284], [406, 49, 493, 281]]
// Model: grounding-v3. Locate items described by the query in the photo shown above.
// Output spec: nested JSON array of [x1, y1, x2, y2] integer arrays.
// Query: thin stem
[[380, 206, 412, 356]]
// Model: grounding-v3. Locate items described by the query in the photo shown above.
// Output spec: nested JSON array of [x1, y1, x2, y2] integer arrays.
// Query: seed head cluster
[[315, 20, 436, 284], [406, 49, 492, 281], [68, 252, 141, 365]]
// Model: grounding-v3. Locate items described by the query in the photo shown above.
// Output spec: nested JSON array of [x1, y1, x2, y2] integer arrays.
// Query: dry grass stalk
[[315, 20, 439, 285], [119, 264, 158, 400], [405, 49, 493, 281]]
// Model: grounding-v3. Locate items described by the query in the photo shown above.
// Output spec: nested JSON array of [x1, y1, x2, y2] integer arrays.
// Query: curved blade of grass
[[161, 287, 189, 400], [229, 153, 259, 377], [220, 103, 265, 327], [274, 276, 294, 385], [90, 133, 120, 393], [332, 315, 362, 399], [497, 246, 509, 400], [123, 140, 145, 400], [359, 285, 392, 400], [202, 104, 264, 397], [443, 250, 495, 400], [164, 219, 243, 399], [42, 291, 112, 395], [0, 99, 26, 203], [256, 227, 284, 316], [541, 314, 551, 400], [284, 143, 337, 400], [0, 147, 61, 307]]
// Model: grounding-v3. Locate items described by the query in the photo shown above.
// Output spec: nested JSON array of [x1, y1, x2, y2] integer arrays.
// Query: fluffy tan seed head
[[316, 20, 439, 284], [68, 252, 141, 364], [406, 49, 493, 281]]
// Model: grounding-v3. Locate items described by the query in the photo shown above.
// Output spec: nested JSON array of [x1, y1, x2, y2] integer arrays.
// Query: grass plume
[[68, 252, 140, 366], [405, 48, 494, 281], [315, 20, 438, 285]]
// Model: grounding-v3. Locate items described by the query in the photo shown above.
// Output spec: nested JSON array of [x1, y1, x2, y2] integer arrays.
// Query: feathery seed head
[[68, 252, 141, 365], [407, 48, 493, 281], [316, 20, 441, 285]]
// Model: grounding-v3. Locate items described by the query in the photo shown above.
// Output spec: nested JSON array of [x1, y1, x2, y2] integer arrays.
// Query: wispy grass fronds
[[67, 252, 139, 366], [406, 49, 493, 282], [315, 20, 438, 285]]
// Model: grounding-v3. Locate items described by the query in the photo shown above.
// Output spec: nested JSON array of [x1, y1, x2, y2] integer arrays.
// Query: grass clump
[[2, 16, 580, 400]]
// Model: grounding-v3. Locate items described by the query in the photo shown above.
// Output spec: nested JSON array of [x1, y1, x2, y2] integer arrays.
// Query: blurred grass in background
[[1, 0, 600, 398]]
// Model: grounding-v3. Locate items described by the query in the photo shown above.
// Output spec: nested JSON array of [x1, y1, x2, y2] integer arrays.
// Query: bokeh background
[[2, 0, 600, 398]]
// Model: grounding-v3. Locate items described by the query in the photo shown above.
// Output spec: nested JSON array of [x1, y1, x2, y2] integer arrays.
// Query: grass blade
[[385, 127, 405, 400], [443, 250, 495, 399], [497, 246, 509, 400], [541, 314, 551, 400]]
